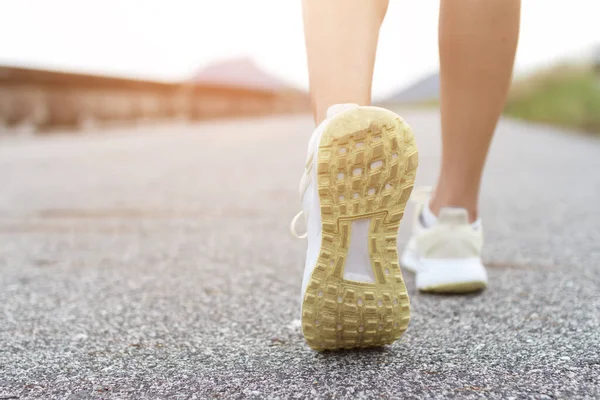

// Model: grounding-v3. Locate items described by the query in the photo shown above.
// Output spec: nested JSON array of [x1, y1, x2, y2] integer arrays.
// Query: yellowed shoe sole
[[301, 107, 418, 351], [421, 281, 487, 294]]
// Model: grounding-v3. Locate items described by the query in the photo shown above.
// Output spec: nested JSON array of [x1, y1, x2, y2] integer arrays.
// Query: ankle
[[429, 192, 479, 223]]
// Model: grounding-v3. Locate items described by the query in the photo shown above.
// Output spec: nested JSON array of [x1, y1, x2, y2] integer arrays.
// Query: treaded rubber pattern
[[301, 107, 418, 351]]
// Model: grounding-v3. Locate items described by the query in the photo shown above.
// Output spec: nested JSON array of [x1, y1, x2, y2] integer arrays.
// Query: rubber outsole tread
[[301, 107, 418, 351], [421, 281, 487, 294]]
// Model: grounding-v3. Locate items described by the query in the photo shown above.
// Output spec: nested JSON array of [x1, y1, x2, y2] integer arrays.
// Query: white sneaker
[[291, 104, 418, 350], [400, 189, 488, 293]]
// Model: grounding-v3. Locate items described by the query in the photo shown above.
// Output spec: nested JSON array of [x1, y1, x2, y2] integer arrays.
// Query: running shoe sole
[[401, 250, 488, 293], [301, 107, 418, 350]]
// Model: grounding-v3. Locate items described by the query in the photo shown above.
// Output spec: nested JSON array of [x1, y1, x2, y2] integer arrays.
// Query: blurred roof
[[192, 58, 288, 91], [0, 64, 281, 98]]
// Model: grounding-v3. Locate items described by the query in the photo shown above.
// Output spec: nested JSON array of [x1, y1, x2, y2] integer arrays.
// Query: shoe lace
[[289, 186, 433, 239], [290, 211, 307, 239]]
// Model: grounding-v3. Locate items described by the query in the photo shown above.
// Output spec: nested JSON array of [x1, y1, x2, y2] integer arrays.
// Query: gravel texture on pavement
[[1, 111, 599, 399]]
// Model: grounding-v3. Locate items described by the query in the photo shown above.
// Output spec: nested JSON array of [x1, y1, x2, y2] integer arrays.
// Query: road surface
[[1, 111, 599, 399]]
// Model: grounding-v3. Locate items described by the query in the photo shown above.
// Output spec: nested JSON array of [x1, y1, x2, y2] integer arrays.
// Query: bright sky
[[1, 1, 598, 99]]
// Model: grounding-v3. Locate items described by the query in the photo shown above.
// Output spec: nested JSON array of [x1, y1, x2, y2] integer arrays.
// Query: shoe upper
[[404, 192, 484, 262], [412, 207, 483, 259], [291, 104, 360, 300]]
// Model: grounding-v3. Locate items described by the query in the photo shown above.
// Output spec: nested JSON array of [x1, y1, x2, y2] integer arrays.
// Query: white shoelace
[[290, 211, 307, 239], [289, 186, 433, 239]]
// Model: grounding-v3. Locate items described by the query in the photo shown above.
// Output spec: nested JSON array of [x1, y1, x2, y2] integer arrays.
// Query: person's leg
[[298, 0, 417, 349], [302, 0, 389, 123], [430, 0, 521, 221]]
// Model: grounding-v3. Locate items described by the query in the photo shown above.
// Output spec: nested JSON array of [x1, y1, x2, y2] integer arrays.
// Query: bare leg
[[430, 0, 521, 221], [302, 0, 389, 123]]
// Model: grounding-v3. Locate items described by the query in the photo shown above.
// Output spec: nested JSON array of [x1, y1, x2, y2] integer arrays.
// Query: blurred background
[[1, 0, 599, 134]]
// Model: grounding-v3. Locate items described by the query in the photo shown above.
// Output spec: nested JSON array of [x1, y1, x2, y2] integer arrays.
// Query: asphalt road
[[1, 111, 599, 399]]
